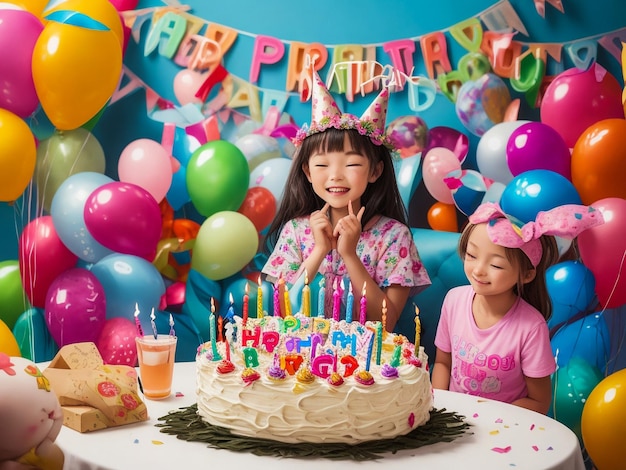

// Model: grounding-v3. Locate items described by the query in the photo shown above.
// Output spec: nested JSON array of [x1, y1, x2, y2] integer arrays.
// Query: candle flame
[[210, 297, 215, 313], [258, 274, 262, 287], [150, 308, 155, 321], [348, 282, 353, 293], [229, 292, 234, 303], [169, 313, 174, 326], [362, 281, 367, 296], [304, 271, 309, 285], [245, 282, 249, 294], [414, 304, 420, 316], [134, 302, 140, 318]]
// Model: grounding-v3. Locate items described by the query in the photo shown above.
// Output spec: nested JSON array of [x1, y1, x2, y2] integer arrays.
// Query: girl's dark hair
[[458, 224, 560, 320], [264, 128, 409, 254]]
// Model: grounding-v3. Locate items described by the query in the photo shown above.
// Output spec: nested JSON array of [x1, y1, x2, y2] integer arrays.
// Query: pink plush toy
[[0, 353, 64, 470]]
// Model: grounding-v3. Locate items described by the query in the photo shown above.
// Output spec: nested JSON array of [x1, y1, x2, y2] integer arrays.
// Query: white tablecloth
[[55, 361, 585, 470]]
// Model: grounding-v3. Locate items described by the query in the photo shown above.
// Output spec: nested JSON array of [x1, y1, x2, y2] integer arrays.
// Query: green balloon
[[0, 260, 30, 329], [12, 307, 58, 362], [186, 140, 250, 217], [34, 128, 106, 213], [191, 211, 259, 281]]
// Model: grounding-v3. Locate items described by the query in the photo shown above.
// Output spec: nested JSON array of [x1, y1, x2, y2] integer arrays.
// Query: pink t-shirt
[[435, 285, 556, 404]]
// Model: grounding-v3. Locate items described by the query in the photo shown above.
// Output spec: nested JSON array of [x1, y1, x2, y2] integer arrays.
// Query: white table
[[55, 362, 585, 470]]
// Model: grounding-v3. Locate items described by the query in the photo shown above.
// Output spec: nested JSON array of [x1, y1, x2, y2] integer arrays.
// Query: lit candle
[[169, 313, 175, 337], [226, 293, 235, 323], [257, 275, 264, 318], [283, 285, 292, 317], [332, 278, 341, 321], [243, 282, 250, 326], [273, 280, 281, 317], [317, 277, 325, 318], [414, 304, 421, 349], [345, 282, 354, 323], [375, 321, 383, 365], [359, 282, 367, 324], [149, 308, 157, 339], [209, 298, 221, 360], [381, 299, 387, 332], [133, 303, 144, 337], [218, 315, 223, 342], [302, 272, 311, 317]]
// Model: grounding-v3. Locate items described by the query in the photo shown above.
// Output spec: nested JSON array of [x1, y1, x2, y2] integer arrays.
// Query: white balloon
[[476, 121, 529, 184]]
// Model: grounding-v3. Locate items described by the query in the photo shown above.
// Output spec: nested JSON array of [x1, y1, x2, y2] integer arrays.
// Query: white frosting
[[196, 315, 433, 444]]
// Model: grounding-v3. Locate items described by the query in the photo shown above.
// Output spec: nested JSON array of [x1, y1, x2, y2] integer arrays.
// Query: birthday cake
[[195, 314, 433, 444]]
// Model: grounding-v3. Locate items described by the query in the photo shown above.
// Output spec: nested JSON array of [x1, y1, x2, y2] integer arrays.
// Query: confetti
[[491, 446, 512, 454], [473, 413, 479, 418], [490, 430, 500, 435], [530, 424, 535, 431], [175, 392, 185, 397], [133, 439, 139, 444], [151, 440, 164, 445], [547, 446, 554, 451], [532, 445, 539, 451], [496, 418, 503, 423]]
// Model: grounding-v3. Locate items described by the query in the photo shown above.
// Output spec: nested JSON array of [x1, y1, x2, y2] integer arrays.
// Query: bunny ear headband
[[468, 202, 604, 267]]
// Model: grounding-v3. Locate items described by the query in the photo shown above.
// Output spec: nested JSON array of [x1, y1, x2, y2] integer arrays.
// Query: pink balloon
[[45, 268, 106, 347], [578, 197, 626, 309], [506, 122, 571, 180], [118, 138, 173, 203], [423, 126, 469, 163], [173, 69, 205, 106], [0, 9, 43, 117], [540, 64, 624, 149], [108, 0, 139, 11], [422, 147, 462, 204], [84, 181, 162, 260], [96, 317, 138, 366], [18, 216, 78, 308]]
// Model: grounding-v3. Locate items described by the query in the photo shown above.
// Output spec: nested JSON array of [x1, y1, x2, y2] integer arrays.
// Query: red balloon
[[18, 215, 78, 308], [237, 186, 276, 232], [96, 317, 138, 366], [578, 197, 626, 308]]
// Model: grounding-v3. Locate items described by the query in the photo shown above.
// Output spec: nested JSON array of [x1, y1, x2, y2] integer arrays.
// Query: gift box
[[44, 342, 148, 433]]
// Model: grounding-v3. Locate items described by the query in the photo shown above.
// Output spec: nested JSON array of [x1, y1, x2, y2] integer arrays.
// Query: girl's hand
[[310, 202, 334, 254], [334, 200, 365, 256]]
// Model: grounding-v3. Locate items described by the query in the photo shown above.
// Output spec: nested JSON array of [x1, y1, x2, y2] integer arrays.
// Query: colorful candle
[[359, 282, 367, 324], [133, 303, 144, 337], [414, 304, 421, 349], [278, 274, 286, 317], [218, 315, 223, 342], [168, 313, 175, 337], [224, 337, 231, 362], [149, 308, 157, 339], [381, 299, 387, 332], [209, 298, 221, 360], [375, 321, 383, 365], [317, 277, 325, 318], [332, 278, 341, 321], [273, 281, 280, 317], [302, 272, 311, 317], [345, 282, 354, 323], [365, 330, 375, 372], [226, 292, 235, 323], [243, 282, 250, 326], [257, 275, 263, 318], [283, 285, 292, 317]]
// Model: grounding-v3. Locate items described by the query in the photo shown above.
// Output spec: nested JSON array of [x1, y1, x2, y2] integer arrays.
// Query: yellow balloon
[[0, 319, 21, 357], [581, 368, 626, 470], [32, 22, 122, 131], [3, 0, 48, 16], [0, 108, 37, 202]]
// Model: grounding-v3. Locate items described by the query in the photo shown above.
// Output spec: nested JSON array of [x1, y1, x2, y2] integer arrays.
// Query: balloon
[[0, 108, 37, 202], [96, 317, 138, 366], [118, 138, 173, 203], [427, 202, 458, 232], [422, 126, 469, 163], [191, 211, 259, 281], [551, 312, 610, 373], [551, 357, 603, 442], [249, 157, 292, 207], [12, 307, 58, 363], [0, 319, 20, 356], [422, 147, 462, 204], [0, 8, 43, 117], [578, 197, 626, 308], [108, 0, 139, 11], [234, 134, 282, 172], [546, 261, 596, 331], [237, 187, 277, 232], [32, 16, 122, 130], [44, 267, 106, 347], [0, 260, 29, 330], [18, 216, 78, 308], [90, 253, 165, 321], [540, 64, 624, 148], [449, 169, 491, 216], [173, 69, 205, 106], [35, 128, 106, 213], [581, 368, 626, 470], [506, 122, 571, 180], [6, 0, 48, 16], [570, 118, 626, 205], [394, 152, 422, 210], [499, 169, 582, 223], [50, 171, 115, 263], [386, 115, 429, 158], [187, 140, 250, 217], [84, 181, 162, 260], [476, 121, 529, 185], [455, 73, 511, 137]]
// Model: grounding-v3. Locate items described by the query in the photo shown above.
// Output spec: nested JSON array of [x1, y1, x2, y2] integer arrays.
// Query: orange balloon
[[571, 118, 626, 205], [0, 319, 21, 357], [427, 202, 458, 232], [5, 0, 48, 16], [0, 108, 37, 202], [581, 368, 626, 470]]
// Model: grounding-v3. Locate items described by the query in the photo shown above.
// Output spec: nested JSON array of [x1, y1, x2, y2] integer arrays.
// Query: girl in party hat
[[262, 66, 430, 332]]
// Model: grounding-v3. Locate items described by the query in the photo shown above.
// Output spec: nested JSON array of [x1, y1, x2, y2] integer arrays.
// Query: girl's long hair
[[458, 224, 560, 320], [264, 128, 408, 254]]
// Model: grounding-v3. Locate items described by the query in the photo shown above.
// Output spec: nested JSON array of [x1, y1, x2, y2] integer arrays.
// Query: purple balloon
[[423, 126, 469, 163], [84, 181, 161, 260], [45, 268, 106, 347], [506, 122, 571, 179]]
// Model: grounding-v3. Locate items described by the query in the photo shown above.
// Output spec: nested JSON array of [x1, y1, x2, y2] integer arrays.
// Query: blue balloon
[[551, 312, 611, 372], [90, 253, 165, 322], [50, 172, 114, 263], [394, 153, 422, 211], [12, 307, 58, 362], [500, 169, 582, 223], [547, 261, 596, 331]]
